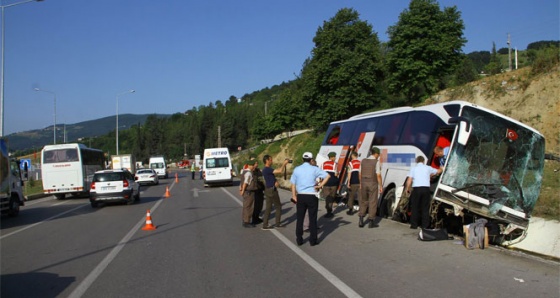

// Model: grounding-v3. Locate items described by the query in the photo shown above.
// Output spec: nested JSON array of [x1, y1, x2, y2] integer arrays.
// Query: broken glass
[[441, 106, 545, 216]]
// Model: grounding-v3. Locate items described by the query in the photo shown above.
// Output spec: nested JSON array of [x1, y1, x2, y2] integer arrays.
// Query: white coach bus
[[316, 100, 545, 245], [41, 143, 105, 199]]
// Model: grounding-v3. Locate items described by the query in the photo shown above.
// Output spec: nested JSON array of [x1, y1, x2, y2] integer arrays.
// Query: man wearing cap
[[346, 151, 360, 215], [291, 152, 330, 246], [240, 160, 257, 228], [359, 146, 383, 228], [321, 151, 339, 218]]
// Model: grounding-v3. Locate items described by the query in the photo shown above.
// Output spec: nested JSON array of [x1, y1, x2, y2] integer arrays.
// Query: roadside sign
[[20, 159, 32, 171]]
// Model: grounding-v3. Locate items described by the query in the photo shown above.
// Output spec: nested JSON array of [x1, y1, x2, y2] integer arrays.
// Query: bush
[[530, 47, 560, 76]]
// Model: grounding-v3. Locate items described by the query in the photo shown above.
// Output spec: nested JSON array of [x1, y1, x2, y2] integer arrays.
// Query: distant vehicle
[[0, 138, 27, 216], [89, 169, 140, 208], [177, 160, 190, 168], [135, 168, 159, 185], [149, 156, 168, 179], [202, 148, 233, 186], [318, 100, 545, 245], [111, 154, 136, 173], [41, 143, 105, 200]]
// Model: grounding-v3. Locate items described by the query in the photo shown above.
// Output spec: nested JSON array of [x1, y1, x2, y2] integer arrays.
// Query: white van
[[202, 148, 233, 186], [149, 156, 168, 179]]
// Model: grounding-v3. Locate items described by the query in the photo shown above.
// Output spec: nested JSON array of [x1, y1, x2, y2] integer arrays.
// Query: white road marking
[[68, 182, 175, 298], [220, 187, 362, 298]]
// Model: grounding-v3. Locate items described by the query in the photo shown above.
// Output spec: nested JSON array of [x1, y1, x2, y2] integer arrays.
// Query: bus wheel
[[55, 194, 66, 200], [381, 188, 396, 218], [8, 196, 20, 217]]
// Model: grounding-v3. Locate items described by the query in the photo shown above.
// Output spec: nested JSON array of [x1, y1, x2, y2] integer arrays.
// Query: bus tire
[[380, 188, 396, 218], [8, 196, 20, 217], [55, 194, 66, 200]]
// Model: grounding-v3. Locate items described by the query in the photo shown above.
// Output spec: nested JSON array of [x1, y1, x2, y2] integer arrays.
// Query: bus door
[[356, 132, 376, 159]]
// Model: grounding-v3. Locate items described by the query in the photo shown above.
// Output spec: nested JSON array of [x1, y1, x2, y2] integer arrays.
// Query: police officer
[[359, 146, 382, 228], [321, 152, 339, 218], [346, 151, 360, 215], [291, 152, 330, 246]]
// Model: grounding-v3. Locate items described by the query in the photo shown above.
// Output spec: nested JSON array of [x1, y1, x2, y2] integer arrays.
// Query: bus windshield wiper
[[451, 183, 503, 194]]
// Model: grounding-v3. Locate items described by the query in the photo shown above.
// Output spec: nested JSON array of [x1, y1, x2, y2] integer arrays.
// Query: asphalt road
[[1, 170, 558, 298]]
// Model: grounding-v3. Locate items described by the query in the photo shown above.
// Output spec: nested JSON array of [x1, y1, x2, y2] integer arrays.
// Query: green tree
[[386, 0, 466, 102], [300, 8, 384, 131], [485, 42, 502, 75]]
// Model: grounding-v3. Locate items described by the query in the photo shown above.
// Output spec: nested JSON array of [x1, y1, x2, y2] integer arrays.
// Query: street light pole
[[0, 0, 44, 137], [116, 89, 134, 155], [34, 88, 56, 144]]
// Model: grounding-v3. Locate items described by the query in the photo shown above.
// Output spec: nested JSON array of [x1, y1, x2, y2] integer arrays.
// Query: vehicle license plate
[[101, 186, 116, 191]]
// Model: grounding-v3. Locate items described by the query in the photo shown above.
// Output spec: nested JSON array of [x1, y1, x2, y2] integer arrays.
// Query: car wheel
[[91, 201, 98, 208], [8, 197, 20, 217], [134, 190, 140, 202]]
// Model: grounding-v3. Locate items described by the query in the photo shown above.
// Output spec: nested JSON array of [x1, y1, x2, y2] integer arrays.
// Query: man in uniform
[[291, 152, 329, 246], [240, 160, 256, 228], [321, 152, 339, 218], [359, 146, 383, 228], [406, 156, 443, 229], [346, 151, 360, 215]]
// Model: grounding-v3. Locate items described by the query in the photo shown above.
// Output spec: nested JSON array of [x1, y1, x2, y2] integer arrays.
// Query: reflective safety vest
[[322, 160, 339, 186], [348, 159, 361, 185]]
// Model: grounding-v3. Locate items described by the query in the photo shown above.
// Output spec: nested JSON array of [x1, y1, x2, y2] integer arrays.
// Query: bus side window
[[328, 127, 340, 145]]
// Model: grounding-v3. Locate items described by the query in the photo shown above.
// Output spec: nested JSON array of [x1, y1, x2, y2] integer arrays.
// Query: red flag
[[506, 128, 518, 141]]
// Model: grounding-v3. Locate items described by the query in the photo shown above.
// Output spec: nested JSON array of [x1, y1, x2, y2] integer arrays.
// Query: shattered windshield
[[441, 106, 545, 216]]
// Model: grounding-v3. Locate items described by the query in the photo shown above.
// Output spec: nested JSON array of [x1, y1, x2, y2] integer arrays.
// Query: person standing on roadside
[[291, 152, 330, 246], [251, 158, 265, 225], [359, 146, 383, 228], [191, 162, 196, 180], [406, 156, 443, 229], [321, 152, 339, 218], [346, 151, 360, 215], [261, 155, 290, 230], [240, 160, 257, 228]]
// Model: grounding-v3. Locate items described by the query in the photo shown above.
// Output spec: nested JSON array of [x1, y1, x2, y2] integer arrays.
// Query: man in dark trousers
[[405, 156, 443, 229], [359, 146, 383, 228], [346, 151, 360, 215], [321, 152, 339, 218], [260, 155, 290, 229], [291, 152, 329, 246]]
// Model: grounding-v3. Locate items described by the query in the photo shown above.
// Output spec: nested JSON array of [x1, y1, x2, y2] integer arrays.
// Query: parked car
[[89, 169, 140, 208], [135, 168, 159, 185]]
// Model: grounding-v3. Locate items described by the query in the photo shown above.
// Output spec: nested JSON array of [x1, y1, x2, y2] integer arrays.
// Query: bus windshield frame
[[439, 106, 545, 218]]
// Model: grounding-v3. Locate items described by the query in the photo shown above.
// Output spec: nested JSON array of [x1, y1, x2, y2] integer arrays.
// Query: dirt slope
[[428, 66, 559, 156]]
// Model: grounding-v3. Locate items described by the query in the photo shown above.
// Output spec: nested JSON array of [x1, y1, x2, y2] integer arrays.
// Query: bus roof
[[42, 143, 102, 152], [337, 100, 544, 137]]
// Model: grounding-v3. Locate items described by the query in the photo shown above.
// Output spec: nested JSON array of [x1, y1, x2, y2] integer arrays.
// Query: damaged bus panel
[[316, 101, 545, 246]]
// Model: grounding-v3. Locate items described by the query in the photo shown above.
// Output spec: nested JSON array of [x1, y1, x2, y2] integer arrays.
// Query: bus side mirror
[[449, 117, 472, 146]]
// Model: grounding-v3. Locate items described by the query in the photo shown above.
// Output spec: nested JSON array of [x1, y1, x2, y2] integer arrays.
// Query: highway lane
[[1, 170, 558, 297]]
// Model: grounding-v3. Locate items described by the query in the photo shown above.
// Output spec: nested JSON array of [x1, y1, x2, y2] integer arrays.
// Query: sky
[[2, 0, 559, 135]]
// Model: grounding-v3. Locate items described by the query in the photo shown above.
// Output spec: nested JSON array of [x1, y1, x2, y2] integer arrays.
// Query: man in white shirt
[[405, 156, 443, 229]]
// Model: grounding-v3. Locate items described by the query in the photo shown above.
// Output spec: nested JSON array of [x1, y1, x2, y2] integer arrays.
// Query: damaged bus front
[[434, 105, 545, 245]]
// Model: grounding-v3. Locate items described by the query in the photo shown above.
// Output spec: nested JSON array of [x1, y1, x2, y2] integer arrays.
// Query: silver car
[[89, 169, 140, 208], [135, 168, 159, 185]]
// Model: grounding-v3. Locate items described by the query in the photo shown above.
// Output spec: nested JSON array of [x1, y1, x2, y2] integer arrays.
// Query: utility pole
[[217, 125, 221, 147], [507, 33, 512, 71]]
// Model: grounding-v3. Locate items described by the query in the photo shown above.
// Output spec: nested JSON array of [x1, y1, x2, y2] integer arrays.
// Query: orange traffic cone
[[175, 173, 179, 183], [165, 186, 171, 198], [142, 210, 156, 230]]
